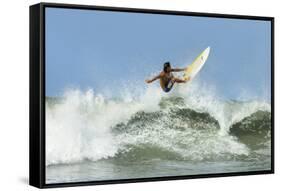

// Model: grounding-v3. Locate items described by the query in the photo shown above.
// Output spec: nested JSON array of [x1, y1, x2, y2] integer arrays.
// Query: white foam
[[46, 86, 165, 165], [46, 82, 270, 165]]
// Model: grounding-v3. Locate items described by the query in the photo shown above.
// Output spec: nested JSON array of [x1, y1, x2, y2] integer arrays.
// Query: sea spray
[[46, 82, 271, 166]]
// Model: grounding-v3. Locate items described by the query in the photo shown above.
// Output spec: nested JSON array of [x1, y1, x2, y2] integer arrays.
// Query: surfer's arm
[[145, 74, 160, 83], [171, 67, 187, 72]]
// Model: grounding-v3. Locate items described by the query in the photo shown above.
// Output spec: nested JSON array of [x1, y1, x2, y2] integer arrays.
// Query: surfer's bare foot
[[184, 76, 191, 82], [173, 77, 186, 83]]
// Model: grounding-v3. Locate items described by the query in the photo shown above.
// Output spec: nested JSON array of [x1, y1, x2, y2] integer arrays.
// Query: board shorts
[[163, 80, 174, 93]]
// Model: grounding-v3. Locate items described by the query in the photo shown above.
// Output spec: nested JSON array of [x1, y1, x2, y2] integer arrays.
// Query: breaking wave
[[46, 82, 271, 166]]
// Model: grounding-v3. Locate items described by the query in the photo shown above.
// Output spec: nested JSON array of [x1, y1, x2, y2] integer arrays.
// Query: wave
[[230, 111, 271, 151], [46, 82, 271, 166]]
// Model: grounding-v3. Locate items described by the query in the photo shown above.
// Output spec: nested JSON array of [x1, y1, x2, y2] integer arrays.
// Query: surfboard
[[183, 47, 210, 81]]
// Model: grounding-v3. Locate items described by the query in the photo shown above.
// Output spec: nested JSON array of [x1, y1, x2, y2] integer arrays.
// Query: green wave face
[[230, 111, 271, 150]]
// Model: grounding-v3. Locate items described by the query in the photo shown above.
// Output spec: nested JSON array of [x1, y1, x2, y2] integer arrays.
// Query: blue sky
[[45, 7, 271, 100]]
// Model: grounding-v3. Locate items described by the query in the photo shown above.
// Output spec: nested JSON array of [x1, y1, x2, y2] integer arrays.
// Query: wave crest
[[46, 84, 271, 166]]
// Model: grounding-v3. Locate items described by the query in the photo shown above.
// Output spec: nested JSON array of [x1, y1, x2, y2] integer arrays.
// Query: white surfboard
[[183, 47, 210, 81]]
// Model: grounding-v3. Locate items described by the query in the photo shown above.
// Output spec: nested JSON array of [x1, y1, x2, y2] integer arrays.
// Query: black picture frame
[[30, 2, 274, 189]]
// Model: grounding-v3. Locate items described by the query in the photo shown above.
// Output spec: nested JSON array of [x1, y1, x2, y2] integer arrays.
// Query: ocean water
[[45, 83, 271, 184]]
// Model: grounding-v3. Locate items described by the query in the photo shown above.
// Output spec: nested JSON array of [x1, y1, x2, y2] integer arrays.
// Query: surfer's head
[[163, 62, 171, 72]]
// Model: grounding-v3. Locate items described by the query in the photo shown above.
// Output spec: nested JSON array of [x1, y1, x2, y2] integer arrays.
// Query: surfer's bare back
[[145, 62, 190, 93]]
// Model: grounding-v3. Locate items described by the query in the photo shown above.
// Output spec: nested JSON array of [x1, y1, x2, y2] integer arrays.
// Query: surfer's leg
[[172, 77, 189, 83]]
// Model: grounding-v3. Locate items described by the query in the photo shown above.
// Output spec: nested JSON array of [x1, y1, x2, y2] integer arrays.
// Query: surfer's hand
[[145, 79, 151, 83]]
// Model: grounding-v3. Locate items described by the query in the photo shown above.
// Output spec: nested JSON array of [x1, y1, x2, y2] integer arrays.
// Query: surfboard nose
[[206, 46, 211, 54]]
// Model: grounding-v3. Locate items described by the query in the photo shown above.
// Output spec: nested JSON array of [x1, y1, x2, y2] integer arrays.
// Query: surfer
[[145, 62, 190, 92]]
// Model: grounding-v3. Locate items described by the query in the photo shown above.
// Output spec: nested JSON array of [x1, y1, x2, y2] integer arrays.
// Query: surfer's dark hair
[[163, 62, 171, 72]]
